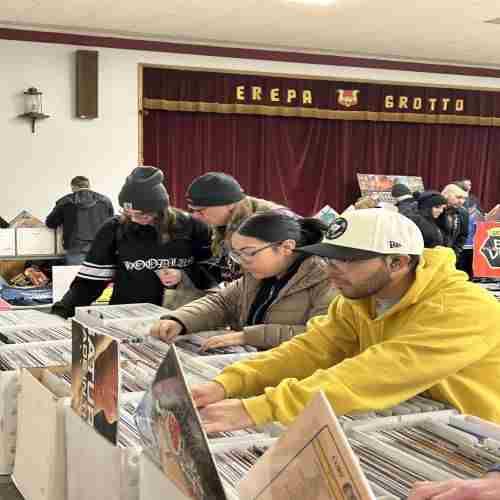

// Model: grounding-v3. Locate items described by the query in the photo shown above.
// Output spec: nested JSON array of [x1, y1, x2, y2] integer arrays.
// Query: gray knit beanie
[[186, 172, 245, 207], [118, 167, 169, 212]]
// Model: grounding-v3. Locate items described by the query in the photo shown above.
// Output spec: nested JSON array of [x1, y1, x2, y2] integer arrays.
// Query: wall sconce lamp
[[18, 87, 50, 134]]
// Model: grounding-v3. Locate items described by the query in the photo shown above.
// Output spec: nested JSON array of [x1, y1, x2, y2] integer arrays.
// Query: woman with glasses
[[151, 211, 336, 350], [52, 167, 216, 319]]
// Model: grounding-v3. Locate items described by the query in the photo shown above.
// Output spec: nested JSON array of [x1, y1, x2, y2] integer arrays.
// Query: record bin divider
[[12, 367, 72, 500], [0, 340, 70, 475]]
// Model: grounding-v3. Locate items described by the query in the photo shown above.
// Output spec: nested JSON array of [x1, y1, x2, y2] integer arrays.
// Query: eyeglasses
[[188, 205, 208, 214], [122, 208, 157, 218], [229, 241, 284, 264]]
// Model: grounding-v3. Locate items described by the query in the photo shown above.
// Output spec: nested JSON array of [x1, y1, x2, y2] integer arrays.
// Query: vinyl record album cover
[[357, 174, 424, 203], [135, 345, 227, 500], [71, 320, 120, 445]]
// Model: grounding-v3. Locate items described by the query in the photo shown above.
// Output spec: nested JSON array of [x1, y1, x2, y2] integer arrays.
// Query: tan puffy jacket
[[164, 256, 335, 349]]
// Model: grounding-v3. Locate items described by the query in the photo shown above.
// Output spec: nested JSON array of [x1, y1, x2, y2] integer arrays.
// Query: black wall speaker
[[76, 50, 98, 119]]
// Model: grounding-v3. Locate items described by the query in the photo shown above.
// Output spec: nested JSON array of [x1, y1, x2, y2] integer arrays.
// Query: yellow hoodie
[[215, 248, 500, 426]]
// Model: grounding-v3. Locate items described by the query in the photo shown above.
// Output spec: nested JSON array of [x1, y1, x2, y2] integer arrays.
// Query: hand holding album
[[150, 319, 183, 343], [199, 399, 254, 434], [190, 381, 226, 408], [199, 331, 245, 352], [156, 268, 182, 286], [408, 474, 500, 500]]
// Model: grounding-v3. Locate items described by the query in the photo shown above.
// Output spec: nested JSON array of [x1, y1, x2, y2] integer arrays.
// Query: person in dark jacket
[[51, 167, 215, 319], [453, 179, 483, 278], [46, 176, 114, 265], [453, 179, 483, 214], [391, 183, 418, 217], [442, 184, 470, 261], [408, 191, 449, 248]]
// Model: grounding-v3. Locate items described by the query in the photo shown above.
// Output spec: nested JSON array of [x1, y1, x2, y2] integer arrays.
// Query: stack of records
[[214, 444, 270, 494], [119, 399, 143, 448], [347, 416, 500, 499], [75, 303, 169, 323], [339, 395, 452, 426], [0, 325, 71, 344], [0, 310, 66, 329], [175, 333, 258, 356], [0, 341, 71, 370]]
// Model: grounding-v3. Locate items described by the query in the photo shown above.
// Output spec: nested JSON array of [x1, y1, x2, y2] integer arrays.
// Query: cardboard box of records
[[9, 210, 57, 256], [0, 339, 71, 475]]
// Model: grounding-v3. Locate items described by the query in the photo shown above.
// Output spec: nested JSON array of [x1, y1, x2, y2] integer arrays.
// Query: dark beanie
[[186, 172, 245, 207], [415, 190, 448, 210], [118, 167, 169, 212], [391, 183, 412, 199]]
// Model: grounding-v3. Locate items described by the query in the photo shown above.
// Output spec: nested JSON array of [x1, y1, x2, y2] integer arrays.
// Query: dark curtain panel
[[143, 109, 500, 215]]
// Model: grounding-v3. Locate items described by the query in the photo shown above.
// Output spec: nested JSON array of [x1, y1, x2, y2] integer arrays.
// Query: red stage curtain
[[143, 108, 500, 215]]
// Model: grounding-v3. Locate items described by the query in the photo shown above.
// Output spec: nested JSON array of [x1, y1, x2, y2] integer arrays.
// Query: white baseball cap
[[298, 208, 424, 260]]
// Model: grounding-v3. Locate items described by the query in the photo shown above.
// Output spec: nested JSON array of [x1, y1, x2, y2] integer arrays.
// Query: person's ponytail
[[296, 218, 328, 246], [236, 212, 327, 247]]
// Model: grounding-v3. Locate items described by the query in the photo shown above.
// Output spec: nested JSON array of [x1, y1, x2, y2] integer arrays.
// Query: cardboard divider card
[[71, 320, 121, 445], [12, 369, 71, 500], [52, 265, 80, 302], [238, 391, 376, 500]]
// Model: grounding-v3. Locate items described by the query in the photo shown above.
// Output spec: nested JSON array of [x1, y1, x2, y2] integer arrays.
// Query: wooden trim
[[2, 27, 500, 79], [142, 98, 500, 127], [140, 63, 500, 91]]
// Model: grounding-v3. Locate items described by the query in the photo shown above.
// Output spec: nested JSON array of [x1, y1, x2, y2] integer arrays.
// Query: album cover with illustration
[[71, 320, 120, 445], [135, 345, 227, 500]]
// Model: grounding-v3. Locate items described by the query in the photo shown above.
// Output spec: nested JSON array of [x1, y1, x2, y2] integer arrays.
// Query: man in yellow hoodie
[[171, 208, 500, 433]]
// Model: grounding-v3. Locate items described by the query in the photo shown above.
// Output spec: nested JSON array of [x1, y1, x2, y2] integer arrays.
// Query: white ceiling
[[2, 0, 500, 68]]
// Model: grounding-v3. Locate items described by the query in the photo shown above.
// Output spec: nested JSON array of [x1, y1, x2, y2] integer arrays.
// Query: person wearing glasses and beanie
[[51, 167, 215, 319], [150, 211, 335, 350], [175, 209, 500, 435], [185, 172, 292, 283]]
